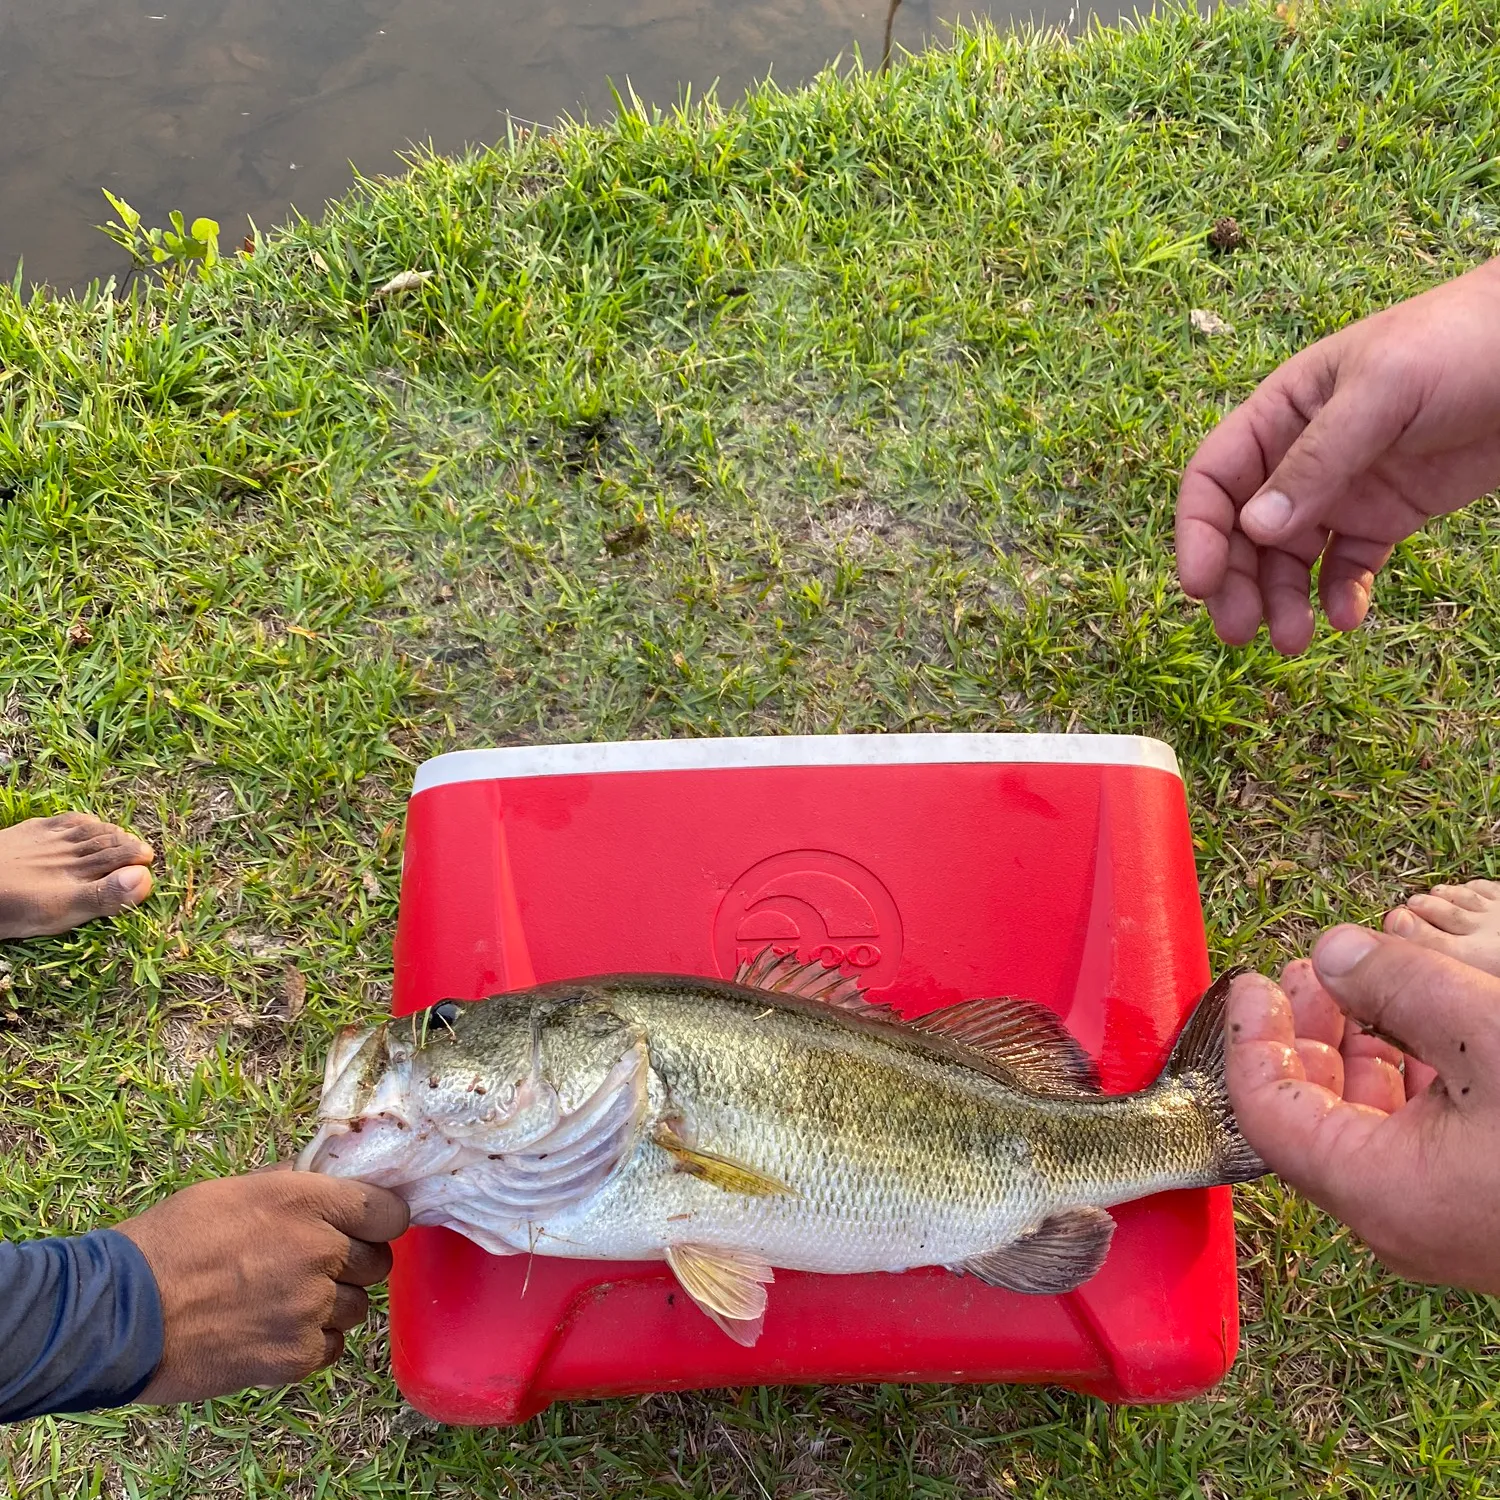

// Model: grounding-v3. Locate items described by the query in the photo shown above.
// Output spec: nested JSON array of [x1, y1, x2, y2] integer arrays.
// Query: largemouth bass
[[297, 948, 1264, 1344]]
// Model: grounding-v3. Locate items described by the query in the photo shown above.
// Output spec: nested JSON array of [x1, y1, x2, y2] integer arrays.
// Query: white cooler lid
[[412, 733, 1180, 794]]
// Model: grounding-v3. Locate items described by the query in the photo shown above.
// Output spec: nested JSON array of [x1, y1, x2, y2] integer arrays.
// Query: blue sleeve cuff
[[0, 1229, 165, 1423]]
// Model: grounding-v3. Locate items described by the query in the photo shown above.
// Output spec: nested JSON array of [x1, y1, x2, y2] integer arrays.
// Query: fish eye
[[428, 1001, 463, 1031]]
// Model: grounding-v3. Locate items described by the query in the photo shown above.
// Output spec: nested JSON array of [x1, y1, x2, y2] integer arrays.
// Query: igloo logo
[[713, 850, 904, 990]]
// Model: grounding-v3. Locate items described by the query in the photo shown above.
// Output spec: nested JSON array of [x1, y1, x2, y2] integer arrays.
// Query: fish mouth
[[296, 1023, 415, 1173]]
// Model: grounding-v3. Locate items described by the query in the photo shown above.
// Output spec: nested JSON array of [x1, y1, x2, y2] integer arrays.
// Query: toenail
[[1314, 926, 1380, 979], [115, 867, 151, 902]]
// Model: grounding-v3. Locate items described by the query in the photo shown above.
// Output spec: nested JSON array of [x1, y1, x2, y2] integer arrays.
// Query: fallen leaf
[[309, 249, 330, 274], [362, 870, 381, 899], [604, 521, 649, 556], [1189, 308, 1233, 337], [372, 270, 435, 299], [282, 964, 307, 1021], [67, 622, 93, 647]]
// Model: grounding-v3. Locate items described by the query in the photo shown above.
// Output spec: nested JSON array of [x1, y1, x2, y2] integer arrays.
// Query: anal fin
[[652, 1123, 797, 1198], [957, 1206, 1115, 1295], [665, 1243, 775, 1346]]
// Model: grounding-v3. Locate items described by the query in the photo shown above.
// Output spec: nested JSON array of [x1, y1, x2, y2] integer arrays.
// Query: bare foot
[[1384, 878, 1500, 979], [0, 814, 155, 940]]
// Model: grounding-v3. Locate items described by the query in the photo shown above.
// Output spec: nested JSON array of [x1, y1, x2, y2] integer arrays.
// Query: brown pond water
[[1, 0, 1134, 292]]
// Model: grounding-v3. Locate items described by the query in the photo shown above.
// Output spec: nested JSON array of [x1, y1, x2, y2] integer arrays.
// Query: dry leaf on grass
[[282, 964, 307, 1020], [1189, 308, 1233, 336], [372, 270, 435, 299]]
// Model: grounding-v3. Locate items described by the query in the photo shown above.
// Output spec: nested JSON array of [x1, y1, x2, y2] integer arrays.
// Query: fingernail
[[1241, 489, 1293, 534], [1314, 926, 1379, 979]]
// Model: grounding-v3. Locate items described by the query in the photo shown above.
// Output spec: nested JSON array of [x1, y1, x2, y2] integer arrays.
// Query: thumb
[[1311, 925, 1500, 1095], [1237, 383, 1398, 546]]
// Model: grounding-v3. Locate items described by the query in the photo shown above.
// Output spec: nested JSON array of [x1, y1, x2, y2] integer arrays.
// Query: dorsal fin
[[733, 946, 1099, 1095], [734, 946, 898, 1018], [909, 995, 1102, 1096]]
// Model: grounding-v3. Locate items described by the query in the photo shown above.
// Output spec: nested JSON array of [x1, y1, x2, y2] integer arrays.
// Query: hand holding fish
[[116, 1170, 410, 1403], [297, 949, 1263, 1345], [1226, 926, 1500, 1296]]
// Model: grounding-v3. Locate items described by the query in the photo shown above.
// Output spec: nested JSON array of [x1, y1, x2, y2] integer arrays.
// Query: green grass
[[3, 0, 1500, 1492]]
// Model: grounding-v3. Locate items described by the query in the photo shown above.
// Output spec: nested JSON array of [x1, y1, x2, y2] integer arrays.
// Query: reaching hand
[[1176, 257, 1500, 654], [1226, 928, 1500, 1294], [116, 1168, 409, 1404]]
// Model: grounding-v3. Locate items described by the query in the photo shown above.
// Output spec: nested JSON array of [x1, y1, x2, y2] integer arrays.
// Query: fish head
[[296, 988, 644, 1184]]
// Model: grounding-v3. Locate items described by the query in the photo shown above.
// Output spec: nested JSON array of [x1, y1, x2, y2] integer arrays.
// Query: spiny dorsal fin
[[909, 995, 1102, 1096], [734, 945, 897, 1018], [651, 1122, 798, 1198], [665, 1243, 774, 1345], [956, 1206, 1115, 1295]]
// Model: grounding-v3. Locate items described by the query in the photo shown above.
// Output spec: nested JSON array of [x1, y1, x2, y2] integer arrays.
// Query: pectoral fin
[[665, 1243, 775, 1345], [957, 1206, 1115, 1295], [652, 1123, 797, 1198]]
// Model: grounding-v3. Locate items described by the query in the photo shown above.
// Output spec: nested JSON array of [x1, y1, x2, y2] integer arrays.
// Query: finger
[[1238, 378, 1407, 549], [1312, 926, 1500, 1090], [339, 1236, 395, 1287], [1295, 1039, 1344, 1094], [1342, 1055, 1408, 1114], [1280, 959, 1346, 1047], [1405, 1057, 1439, 1099], [1174, 485, 1234, 602], [1224, 972, 1389, 1212], [1177, 351, 1335, 603], [1259, 546, 1318, 656], [1318, 532, 1391, 634], [327, 1283, 370, 1333], [1204, 531, 1267, 646], [1342, 1021, 1405, 1067], [309, 1179, 411, 1243]]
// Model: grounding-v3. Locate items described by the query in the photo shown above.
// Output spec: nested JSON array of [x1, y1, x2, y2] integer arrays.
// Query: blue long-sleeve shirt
[[0, 1231, 164, 1422]]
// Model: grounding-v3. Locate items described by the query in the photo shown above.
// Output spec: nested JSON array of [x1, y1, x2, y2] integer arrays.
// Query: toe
[[88, 864, 153, 918], [1383, 906, 1470, 957], [1406, 892, 1480, 934], [1431, 883, 1486, 912], [45, 811, 113, 841], [1467, 879, 1500, 902], [72, 830, 155, 872]]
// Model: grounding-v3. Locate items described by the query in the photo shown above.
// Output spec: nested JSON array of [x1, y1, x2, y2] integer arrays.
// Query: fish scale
[[298, 952, 1264, 1344]]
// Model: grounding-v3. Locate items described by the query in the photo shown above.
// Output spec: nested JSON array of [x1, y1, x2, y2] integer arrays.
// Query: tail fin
[[1164, 968, 1266, 1185]]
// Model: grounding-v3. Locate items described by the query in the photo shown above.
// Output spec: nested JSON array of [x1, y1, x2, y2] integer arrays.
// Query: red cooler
[[387, 733, 1237, 1424]]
